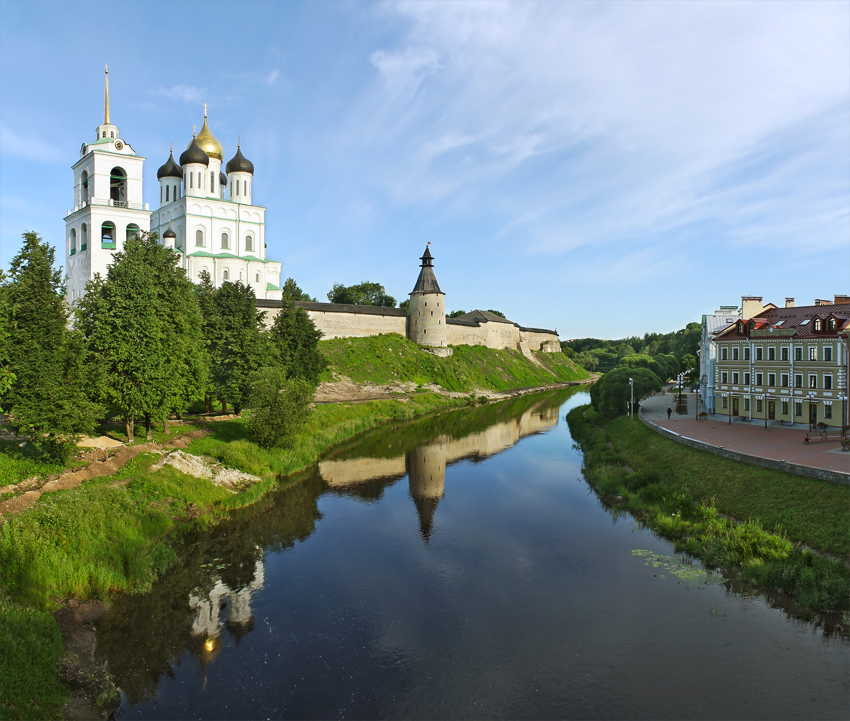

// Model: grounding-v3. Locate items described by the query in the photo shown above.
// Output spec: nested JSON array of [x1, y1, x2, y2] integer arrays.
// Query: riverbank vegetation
[[567, 405, 850, 617], [320, 334, 588, 390]]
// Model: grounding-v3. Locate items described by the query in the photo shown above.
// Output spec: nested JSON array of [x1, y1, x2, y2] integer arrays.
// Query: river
[[96, 389, 849, 719]]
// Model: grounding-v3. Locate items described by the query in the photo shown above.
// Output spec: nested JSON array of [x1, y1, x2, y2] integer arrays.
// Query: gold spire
[[193, 105, 223, 160], [104, 64, 110, 125]]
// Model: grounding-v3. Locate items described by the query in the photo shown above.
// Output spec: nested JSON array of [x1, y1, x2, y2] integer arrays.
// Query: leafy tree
[[448, 310, 467, 319], [671, 322, 701, 361], [399, 299, 410, 315], [268, 302, 327, 386], [486, 309, 506, 318], [246, 367, 314, 449], [211, 281, 268, 415], [576, 351, 599, 371], [560, 344, 577, 359], [327, 281, 396, 307], [0, 270, 15, 410], [78, 231, 207, 440], [2, 232, 101, 458], [195, 270, 223, 413], [590, 367, 662, 419], [281, 277, 315, 302]]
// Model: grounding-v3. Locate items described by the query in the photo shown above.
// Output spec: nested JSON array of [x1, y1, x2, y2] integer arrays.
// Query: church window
[[221, 232, 229, 250], [236, 180, 240, 196], [223, 269, 229, 280], [126, 224, 139, 242], [102, 131, 106, 138], [245, 235, 253, 252], [255, 273, 260, 283], [196, 230, 204, 247], [80, 171, 89, 204], [165, 185, 169, 202], [70, 229, 76, 255], [188, 172, 192, 189], [81, 224, 87, 250], [211, 172, 215, 192], [198, 172, 202, 190], [109, 167, 127, 206], [101, 221, 116, 247], [110, 131, 114, 138]]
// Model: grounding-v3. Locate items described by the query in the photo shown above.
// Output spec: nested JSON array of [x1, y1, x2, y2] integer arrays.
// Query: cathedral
[[64, 68, 283, 302]]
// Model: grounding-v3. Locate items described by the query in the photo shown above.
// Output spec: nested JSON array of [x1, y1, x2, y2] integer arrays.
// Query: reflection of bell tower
[[406, 442, 447, 543]]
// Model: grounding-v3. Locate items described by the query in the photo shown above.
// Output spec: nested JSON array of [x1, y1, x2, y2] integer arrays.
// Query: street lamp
[[629, 377, 634, 419]]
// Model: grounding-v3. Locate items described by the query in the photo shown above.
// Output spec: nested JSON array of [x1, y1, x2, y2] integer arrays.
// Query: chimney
[[835, 294, 849, 305], [741, 295, 764, 319], [785, 297, 794, 308], [815, 299, 831, 306]]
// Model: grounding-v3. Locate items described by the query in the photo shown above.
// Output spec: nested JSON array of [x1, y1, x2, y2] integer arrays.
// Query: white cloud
[[154, 84, 206, 104], [0, 123, 65, 163]]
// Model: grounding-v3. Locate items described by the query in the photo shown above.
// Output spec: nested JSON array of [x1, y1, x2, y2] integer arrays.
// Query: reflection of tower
[[225, 559, 265, 642], [406, 442, 447, 543]]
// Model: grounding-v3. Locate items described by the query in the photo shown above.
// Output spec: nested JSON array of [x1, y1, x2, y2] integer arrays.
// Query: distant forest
[[561, 322, 701, 377]]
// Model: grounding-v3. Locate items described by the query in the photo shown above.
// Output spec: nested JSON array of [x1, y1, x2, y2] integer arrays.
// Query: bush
[[246, 367, 314, 449]]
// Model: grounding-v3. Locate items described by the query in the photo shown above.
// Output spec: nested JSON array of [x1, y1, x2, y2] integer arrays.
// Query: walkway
[[639, 390, 849, 479]]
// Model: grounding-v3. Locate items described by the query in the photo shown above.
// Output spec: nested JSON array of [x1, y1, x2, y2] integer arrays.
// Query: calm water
[[98, 389, 849, 719]]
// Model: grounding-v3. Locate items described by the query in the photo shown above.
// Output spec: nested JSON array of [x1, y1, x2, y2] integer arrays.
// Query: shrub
[[246, 367, 314, 449]]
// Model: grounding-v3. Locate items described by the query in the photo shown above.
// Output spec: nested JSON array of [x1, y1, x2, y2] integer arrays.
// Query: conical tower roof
[[410, 245, 443, 295]]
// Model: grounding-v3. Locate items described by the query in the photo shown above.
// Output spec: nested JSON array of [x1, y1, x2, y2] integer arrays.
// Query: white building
[[65, 69, 282, 301], [698, 304, 742, 413]]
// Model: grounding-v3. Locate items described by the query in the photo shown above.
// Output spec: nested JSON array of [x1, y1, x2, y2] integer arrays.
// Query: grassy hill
[[319, 334, 589, 392]]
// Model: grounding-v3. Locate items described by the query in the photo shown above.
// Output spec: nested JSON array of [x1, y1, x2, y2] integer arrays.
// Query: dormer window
[[828, 318, 836, 331], [813, 319, 821, 331], [737, 321, 744, 334], [748, 320, 755, 331]]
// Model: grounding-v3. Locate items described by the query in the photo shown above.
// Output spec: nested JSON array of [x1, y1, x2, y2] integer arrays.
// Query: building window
[[794, 402, 802, 417], [70, 229, 77, 255], [768, 373, 775, 387], [756, 399, 763, 413], [81, 223, 87, 250], [732, 347, 739, 360], [781, 374, 789, 387], [211, 172, 215, 192], [824, 405, 832, 419], [755, 347, 762, 361], [223, 269, 229, 281], [221, 232, 229, 250], [109, 167, 127, 205], [166, 185, 169, 202], [814, 319, 821, 331], [733, 372, 739, 384], [829, 319, 836, 331], [721, 372, 728, 383], [126, 224, 140, 242], [824, 376, 832, 390], [809, 375, 817, 389], [196, 230, 204, 246], [110, 131, 114, 138], [795, 347, 802, 361], [744, 398, 750, 412], [768, 348, 775, 361], [809, 347, 817, 361], [721, 348, 727, 360], [189, 173, 193, 189], [245, 235, 253, 252], [255, 273, 260, 283], [744, 347, 750, 361], [781, 347, 788, 361], [101, 221, 116, 246], [756, 373, 763, 386], [795, 374, 802, 388], [80, 171, 89, 204], [236, 179, 240, 196], [721, 397, 728, 409], [781, 401, 788, 416], [824, 347, 832, 362], [744, 372, 750, 385]]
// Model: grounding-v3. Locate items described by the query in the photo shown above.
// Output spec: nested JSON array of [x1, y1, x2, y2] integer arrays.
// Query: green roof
[[266, 283, 280, 291]]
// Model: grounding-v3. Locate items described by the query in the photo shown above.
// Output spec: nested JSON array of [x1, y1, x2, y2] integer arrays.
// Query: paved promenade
[[639, 390, 850, 477]]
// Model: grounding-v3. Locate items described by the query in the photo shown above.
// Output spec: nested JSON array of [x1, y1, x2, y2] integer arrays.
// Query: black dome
[[156, 151, 182, 180], [180, 138, 209, 167], [225, 145, 254, 175], [163, 226, 177, 239], [219, 171, 228, 187]]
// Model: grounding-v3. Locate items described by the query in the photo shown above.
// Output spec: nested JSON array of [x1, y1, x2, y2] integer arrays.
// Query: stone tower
[[408, 245, 448, 349]]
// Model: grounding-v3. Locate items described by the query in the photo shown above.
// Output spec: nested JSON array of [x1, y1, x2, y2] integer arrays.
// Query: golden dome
[[191, 110, 223, 161]]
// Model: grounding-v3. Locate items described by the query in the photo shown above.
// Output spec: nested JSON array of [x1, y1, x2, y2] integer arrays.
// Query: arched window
[[196, 230, 204, 247], [165, 185, 169, 202], [81, 223, 87, 250], [126, 224, 140, 242], [211, 171, 215, 192], [110, 131, 114, 138], [223, 269, 229, 280], [221, 232, 229, 250], [245, 235, 253, 252], [255, 272, 260, 283], [80, 171, 89, 204], [70, 229, 77, 255], [198, 172, 201, 189], [174, 184, 179, 200], [829, 318, 836, 331], [101, 221, 116, 248], [188, 172, 192, 189], [109, 167, 127, 206], [814, 319, 822, 331]]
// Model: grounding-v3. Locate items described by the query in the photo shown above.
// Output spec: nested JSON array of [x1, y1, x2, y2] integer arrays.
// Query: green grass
[[567, 405, 850, 615], [0, 438, 76, 486], [319, 334, 588, 391]]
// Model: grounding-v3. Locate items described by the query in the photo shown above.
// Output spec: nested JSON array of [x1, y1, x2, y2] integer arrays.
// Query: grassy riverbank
[[319, 334, 588, 390], [567, 405, 850, 618]]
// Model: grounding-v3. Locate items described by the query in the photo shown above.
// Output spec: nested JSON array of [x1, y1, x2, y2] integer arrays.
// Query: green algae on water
[[632, 549, 722, 588]]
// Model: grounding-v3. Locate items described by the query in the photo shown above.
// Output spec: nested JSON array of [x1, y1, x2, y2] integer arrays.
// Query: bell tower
[[64, 66, 150, 302]]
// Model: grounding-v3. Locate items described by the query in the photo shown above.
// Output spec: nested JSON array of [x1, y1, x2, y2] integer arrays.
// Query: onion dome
[[195, 113, 223, 161], [219, 170, 228, 187], [157, 151, 182, 180], [180, 137, 209, 167], [226, 144, 254, 175], [163, 225, 177, 240]]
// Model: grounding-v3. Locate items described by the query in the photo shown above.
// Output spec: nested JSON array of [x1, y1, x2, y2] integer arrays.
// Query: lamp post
[[629, 377, 634, 419]]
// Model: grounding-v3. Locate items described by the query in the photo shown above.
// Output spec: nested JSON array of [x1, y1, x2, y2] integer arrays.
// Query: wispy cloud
[[0, 123, 65, 163], [154, 84, 206, 104]]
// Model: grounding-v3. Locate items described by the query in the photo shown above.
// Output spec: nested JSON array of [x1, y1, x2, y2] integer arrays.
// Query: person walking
[[667, 406, 672, 420]]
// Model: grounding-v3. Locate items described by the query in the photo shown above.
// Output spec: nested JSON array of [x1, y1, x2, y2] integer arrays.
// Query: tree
[[281, 277, 315, 302], [246, 367, 314, 449], [399, 299, 410, 315], [195, 270, 222, 413], [0, 270, 15, 410], [78, 231, 207, 440], [268, 302, 327, 386], [590, 367, 662, 418], [486, 309, 506, 318], [2, 232, 100, 458], [327, 281, 396, 307], [448, 310, 467, 318], [576, 351, 599, 371], [211, 281, 269, 415]]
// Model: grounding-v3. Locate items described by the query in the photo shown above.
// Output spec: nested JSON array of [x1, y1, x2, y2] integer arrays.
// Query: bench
[[804, 431, 843, 444]]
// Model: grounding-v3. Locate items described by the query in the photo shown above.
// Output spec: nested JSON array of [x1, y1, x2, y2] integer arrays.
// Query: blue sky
[[1, 0, 848, 338]]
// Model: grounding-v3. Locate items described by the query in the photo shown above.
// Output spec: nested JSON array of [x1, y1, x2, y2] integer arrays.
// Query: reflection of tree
[[94, 474, 325, 705]]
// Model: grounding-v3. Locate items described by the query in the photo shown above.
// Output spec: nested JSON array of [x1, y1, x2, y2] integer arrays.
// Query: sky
[[1, 0, 848, 339]]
